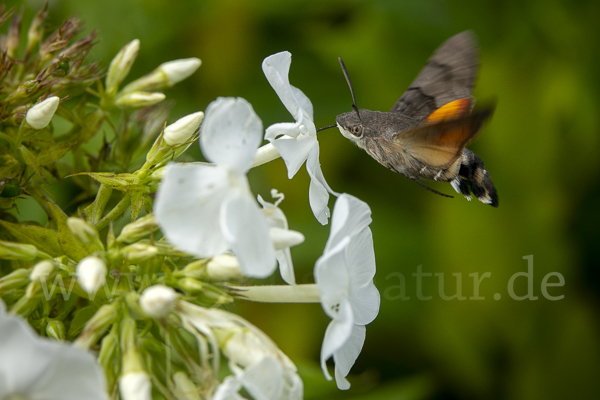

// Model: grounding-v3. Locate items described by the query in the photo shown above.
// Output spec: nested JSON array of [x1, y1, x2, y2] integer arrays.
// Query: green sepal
[[0, 220, 62, 258], [68, 304, 100, 338]]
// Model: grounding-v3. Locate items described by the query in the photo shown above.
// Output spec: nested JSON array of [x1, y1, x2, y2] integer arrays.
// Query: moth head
[[336, 111, 364, 140]]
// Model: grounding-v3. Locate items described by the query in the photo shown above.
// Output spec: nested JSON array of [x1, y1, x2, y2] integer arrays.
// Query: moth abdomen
[[451, 149, 498, 207]]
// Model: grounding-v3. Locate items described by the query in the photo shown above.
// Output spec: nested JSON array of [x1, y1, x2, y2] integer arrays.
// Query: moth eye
[[351, 126, 363, 137]]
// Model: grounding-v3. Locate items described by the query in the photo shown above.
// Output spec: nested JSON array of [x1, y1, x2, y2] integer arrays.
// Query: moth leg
[[411, 178, 454, 199], [433, 169, 445, 181]]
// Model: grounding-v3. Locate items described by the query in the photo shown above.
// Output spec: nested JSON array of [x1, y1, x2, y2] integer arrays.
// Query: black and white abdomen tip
[[451, 149, 499, 207]]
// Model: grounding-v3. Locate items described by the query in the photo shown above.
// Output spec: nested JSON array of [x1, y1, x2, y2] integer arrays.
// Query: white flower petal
[[212, 376, 245, 400], [221, 191, 276, 278], [347, 228, 377, 285], [242, 356, 284, 400], [154, 163, 230, 257], [350, 281, 380, 326], [326, 193, 371, 251], [290, 85, 313, 121], [265, 121, 303, 141], [269, 133, 316, 179], [306, 145, 336, 225], [0, 299, 107, 399], [275, 248, 296, 285], [319, 297, 353, 381], [262, 51, 301, 117], [315, 236, 351, 319], [201, 97, 263, 173], [333, 324, 366, 390]]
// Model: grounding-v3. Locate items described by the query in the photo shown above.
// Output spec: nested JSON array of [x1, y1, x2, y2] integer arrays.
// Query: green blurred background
[[8, 0, 600, 399]]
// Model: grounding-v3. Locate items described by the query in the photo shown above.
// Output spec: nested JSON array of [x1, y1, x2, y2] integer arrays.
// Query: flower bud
[[114, 91, 165, 109], [30, 260, 55, 283], [121, 243, 158, 263], [122, 58, 201, 93], [26, 5, 47, 56], [177, 278, 205, 294], [0, 268, 30, 292], [74, 303, 119, 349], [269, 227, 304, 250], [106, 39, 140, 96], [119, 372, 151, 400], [206, 254, 243, 280], [173, 371, 201, 400], [0, 240, 39, 260], [140, 285, 177, 319], [25, 96, 60, 129], [163, 111, 204, 146], [76, 256, 107, 294], [46, 319, 66, 341], [117, 214, 158, 243], [67, 217, 104, 251], [160, 58, 201, 87]]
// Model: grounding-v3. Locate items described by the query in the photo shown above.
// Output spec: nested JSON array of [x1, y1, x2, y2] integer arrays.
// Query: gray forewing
[[390, 31, 479, 122]]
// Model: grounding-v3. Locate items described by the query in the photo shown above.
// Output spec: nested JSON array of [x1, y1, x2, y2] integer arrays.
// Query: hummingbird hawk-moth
[[335, 31, 499, 207]]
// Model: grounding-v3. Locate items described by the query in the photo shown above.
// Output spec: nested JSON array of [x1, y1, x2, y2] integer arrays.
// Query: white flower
[[0, 299, 108, 400], [213, 355, 302, 400], [177, 301, 302, 400], [258, 189, 304, 285], [26, 96, 60, 129], [76, 256, 107, 295], [155, 97, 276, 278], [163, 111, 204, 146], [262, 51, 337, 225], [119, 371, 151, 400], [140, 284, 178, 319], [314, 194, 380, 390]]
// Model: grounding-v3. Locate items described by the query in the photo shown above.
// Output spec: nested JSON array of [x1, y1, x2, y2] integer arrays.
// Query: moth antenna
[[338, 56, 361, 121], [317, 124, 337, 132], [412, 179, 454, 199]]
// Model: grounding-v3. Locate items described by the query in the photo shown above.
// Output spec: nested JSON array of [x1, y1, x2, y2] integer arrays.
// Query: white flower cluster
[[151, 51, 381, 397]]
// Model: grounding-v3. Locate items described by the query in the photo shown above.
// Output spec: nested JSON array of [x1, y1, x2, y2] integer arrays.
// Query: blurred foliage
[[5, 0, 600, 399]]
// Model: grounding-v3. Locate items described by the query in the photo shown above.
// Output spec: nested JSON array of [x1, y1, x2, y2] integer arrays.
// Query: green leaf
[[19, 145, 47, 182], [130, 190, 144, 221], [37, 141, 76, 166], [68, 305, 99, 338], [0, 153, 22, 180], [47, 201, 90, 262], [0, 220, 62, 257]]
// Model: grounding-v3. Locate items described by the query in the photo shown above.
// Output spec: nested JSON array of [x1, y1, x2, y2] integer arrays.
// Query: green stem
[[96, 193, 131, 230]]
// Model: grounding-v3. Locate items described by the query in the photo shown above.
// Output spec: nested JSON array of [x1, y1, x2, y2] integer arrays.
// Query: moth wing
[[394, 105, 493, 169], [390, 31, 479, 123]]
